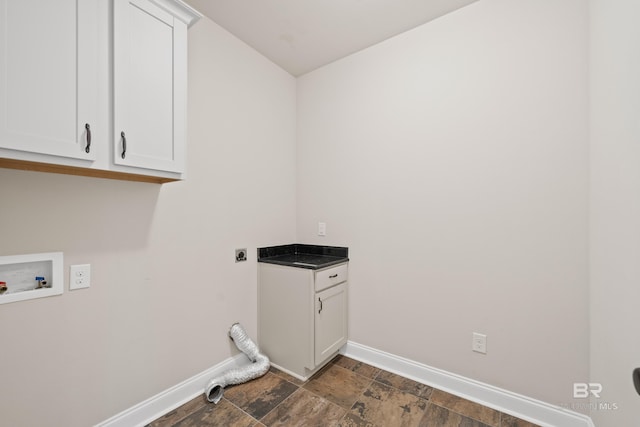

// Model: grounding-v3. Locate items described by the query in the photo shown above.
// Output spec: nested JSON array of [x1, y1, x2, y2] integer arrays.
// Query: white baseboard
[[341, 341, 595, 427], [95, 353, 250, 427], [96, 341, 595, 427]]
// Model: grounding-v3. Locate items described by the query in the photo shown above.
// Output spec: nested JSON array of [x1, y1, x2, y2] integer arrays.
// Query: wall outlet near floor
[[69, 264, 91, 290], [472, 332, 487, 354]]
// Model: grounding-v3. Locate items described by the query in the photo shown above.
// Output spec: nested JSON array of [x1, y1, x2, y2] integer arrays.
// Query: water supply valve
[[35, 276, 49, 289]]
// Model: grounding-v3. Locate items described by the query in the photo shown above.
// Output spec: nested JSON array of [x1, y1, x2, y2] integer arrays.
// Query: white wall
[[590, 0, 640, 425], [0, 16, 296, 427], [297, 0, 589, 407]]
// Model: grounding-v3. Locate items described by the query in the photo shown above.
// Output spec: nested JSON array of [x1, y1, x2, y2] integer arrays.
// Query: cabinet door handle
[[318, 297, 323, 314], [121, 131, 127, 159], [329, 274, 338, 279], [85, 123, 91, 153]]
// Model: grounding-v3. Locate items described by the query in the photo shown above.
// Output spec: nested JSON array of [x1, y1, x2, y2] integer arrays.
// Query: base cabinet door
[[315, 282, 348, 365], [0, 0, 98, 161], [113, 0, 187, 173]]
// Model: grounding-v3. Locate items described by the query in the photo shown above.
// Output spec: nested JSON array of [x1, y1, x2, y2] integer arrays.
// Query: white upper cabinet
[[113, 0, 190, 174], [0, 0, 200, 183], [0, 0, 99, 160]]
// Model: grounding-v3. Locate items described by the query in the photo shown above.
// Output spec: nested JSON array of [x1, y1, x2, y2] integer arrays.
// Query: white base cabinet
[[0, 0, 200, 183], [258, 262, 348, 380]]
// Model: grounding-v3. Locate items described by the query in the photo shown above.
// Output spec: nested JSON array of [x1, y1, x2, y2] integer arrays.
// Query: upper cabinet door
[[113, 0, 187, 174], [0, 0, 98, 160]]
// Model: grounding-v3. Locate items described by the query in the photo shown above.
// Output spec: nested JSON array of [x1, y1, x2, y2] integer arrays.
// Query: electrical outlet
[[70, 264, 91, 290], [235, 248, 247, 263], [472, 332, 487, 354]]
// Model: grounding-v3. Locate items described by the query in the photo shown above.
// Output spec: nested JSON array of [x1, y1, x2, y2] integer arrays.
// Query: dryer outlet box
[[235, 249, 247, 263]]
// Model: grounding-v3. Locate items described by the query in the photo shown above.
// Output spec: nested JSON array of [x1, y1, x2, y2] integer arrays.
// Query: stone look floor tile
[[422, 403, 492, 427], [260, 388, 347, 426], [148, 395, 208, 426], [269, 366, 306, 386], [332, 355, 382, 379], [171, 398, 256, 427], [223, 372, 299, 419], [501, 413, 542, 427], [348, 380, 429, 426], [148, 357, 545, 427], [374, 370, 434, 399], [338, 413, 375, 427], [429, 389, 501, 427], [303, 363, 373, 409]]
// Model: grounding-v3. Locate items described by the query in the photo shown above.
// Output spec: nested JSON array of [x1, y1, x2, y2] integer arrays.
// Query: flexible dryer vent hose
[[204, 323, 270, 404]]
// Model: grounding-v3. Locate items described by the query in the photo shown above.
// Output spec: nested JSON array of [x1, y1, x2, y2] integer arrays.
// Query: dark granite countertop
[[257, 244, 349, 270]]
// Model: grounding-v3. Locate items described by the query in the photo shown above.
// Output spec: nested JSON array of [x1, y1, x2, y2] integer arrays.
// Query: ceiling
[[183, 0, 479, 76]]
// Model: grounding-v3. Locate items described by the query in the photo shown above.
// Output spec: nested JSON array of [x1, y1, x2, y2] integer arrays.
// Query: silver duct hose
[[204, 323, 270, 404]]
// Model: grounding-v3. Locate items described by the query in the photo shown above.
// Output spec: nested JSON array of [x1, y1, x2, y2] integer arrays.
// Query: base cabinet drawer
[[315, 263, 348, 292]]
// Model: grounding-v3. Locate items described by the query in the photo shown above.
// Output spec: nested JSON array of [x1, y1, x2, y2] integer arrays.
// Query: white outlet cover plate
[[472, 332, 487, 354], [70, 264, 91, 290], [318, 222, 327, 236]]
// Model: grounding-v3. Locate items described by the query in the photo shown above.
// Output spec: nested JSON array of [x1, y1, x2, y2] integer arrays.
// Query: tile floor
[[148, 355, 541, 427]]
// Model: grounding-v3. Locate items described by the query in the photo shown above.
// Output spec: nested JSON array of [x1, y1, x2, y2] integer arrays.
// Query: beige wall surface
[[590, 0, 640, 425], [296, 0, 589, 408], [7, 0, 628, 425], [0, 16, 296, 427]]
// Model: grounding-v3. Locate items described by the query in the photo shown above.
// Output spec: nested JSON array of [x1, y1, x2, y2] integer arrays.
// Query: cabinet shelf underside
[[0, 158, 179, 184]]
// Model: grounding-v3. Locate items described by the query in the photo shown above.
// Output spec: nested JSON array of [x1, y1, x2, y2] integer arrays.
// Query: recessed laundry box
[[0, 252, 63, 304]]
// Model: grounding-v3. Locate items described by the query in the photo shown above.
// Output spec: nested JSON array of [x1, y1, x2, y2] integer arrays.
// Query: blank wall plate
[[70, 264, 91, 290], [318, 222, 326, 236]]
